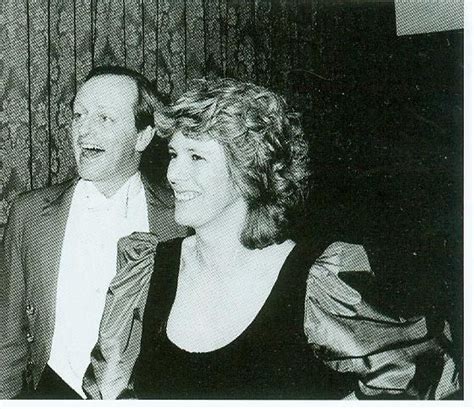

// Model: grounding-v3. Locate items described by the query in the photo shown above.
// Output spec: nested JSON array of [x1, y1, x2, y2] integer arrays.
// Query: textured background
[[1, 0, 463, 364]]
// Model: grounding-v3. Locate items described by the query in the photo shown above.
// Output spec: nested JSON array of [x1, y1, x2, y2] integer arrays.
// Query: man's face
[[71, 75, 141, 188]]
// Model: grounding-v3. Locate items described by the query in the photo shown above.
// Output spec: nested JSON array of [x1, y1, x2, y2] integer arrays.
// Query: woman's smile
[[167, 132, 244, 230], [173, 190, 201, 202]]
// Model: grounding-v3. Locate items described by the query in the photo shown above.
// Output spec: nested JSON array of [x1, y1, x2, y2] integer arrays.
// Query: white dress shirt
[[48, 173, 149, 397]]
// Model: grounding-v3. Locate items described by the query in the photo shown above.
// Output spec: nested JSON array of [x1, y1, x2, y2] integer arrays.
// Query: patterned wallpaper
[[0, 0, 464, 366], [1, 0, 463, 255], [2, 0, 271, 227]]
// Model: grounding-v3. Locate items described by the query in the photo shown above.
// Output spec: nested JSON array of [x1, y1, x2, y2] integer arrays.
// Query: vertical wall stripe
[[183, 0, 188, 88], [219, 0, 223, 73], [141, 0, 146, 73], [90, 0, 95, 67], [251, 0, 257, 82], [47, 0, 52, 185], [122, 0, 127, 66], [202, 0, 208, 75], [223, 0, 228, 76], [155, 0, 160, 82], [73, 0, 77, 94], [26, 0, 33, 189]]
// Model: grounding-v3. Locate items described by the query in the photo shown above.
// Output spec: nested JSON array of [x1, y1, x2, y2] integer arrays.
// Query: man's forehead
[[75, 74, 138, 109]]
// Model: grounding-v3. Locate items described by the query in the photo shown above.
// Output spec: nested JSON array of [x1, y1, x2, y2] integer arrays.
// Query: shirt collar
[[76, 173, 144, 215]]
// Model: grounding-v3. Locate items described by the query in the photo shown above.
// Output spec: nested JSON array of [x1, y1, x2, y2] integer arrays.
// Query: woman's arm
[[82, 232, 159, 399], [304, 241, 460, 399]]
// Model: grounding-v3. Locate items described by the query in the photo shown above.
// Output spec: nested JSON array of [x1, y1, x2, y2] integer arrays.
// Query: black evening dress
[[82, 233, 460, 399], [133, 238, 357, 399]]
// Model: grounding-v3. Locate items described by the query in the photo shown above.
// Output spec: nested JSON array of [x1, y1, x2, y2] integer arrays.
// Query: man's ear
[[135, 126, 155, 152]]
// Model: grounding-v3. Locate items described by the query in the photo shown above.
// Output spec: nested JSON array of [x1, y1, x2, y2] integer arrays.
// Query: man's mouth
[[80, 144, 105, 159]]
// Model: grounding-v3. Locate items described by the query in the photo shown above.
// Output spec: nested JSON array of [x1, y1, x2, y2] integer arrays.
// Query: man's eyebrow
[[95, 104, 117, 111], [72, 102, 118, 111]]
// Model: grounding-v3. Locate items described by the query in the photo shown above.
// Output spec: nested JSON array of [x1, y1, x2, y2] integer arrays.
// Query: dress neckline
[[163, 241, 303, 355]]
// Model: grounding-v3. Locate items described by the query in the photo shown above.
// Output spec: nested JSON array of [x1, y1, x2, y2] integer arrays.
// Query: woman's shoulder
[[117, 232, 160, 266], [302, 240, 460, 399], [305, 241, 373, 315], [303, 239, 415, 354], [113, 233, 184, 289], [117, 232, 185, 264]]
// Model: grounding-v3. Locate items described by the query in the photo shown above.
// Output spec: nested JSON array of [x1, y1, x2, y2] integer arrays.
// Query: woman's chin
[[174, 212, 200, 229]]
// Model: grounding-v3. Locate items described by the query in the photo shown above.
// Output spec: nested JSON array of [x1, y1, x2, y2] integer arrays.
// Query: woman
[[84, 78, 459, 399]]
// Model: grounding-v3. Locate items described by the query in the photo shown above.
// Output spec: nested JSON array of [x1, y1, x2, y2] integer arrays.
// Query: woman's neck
[[192, 199, 250, 275]]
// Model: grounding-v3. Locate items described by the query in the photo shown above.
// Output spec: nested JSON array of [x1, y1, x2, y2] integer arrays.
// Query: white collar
[[76, 173, 144, 215]]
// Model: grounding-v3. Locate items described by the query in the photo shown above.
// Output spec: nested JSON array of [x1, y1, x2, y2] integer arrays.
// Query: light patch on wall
[[395, 0, 463, 36]]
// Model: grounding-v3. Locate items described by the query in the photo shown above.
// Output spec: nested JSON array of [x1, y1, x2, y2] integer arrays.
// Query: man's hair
[[155, 78, 310, 249], [72, 65, 165, 132]]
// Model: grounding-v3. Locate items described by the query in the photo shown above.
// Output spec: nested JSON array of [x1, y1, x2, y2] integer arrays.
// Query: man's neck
[[91, 172, 140, 198]]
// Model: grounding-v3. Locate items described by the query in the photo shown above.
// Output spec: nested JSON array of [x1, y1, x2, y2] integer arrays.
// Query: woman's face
[[167, 131, 245, 230]]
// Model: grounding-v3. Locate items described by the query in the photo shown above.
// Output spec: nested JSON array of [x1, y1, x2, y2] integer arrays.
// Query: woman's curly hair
[[155, 78, 310, 249]]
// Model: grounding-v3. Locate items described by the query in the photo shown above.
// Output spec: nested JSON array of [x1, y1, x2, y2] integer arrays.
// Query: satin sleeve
[[82, 232, 159, 400], [304, 241, 460, 399]]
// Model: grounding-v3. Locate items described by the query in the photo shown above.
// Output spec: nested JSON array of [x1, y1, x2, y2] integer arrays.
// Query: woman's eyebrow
[[187, 146, 213, 155]]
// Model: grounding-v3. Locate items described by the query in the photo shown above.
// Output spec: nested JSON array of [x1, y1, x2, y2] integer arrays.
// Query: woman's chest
[[166, 269, 278, 352]]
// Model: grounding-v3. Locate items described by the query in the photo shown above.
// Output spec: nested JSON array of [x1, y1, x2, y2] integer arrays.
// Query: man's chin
[[77, 168, 104, 182]]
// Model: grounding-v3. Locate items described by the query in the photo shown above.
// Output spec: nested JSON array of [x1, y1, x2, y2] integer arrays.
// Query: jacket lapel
[[27, 178, 78, 365]]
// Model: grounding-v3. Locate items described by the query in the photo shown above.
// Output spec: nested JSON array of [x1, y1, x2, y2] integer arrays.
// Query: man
[[0, 66, 186, 399]]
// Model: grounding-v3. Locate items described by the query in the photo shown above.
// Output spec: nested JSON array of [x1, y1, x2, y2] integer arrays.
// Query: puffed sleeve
[[82, 232, 159, 400], [304, 241, 460, 399]]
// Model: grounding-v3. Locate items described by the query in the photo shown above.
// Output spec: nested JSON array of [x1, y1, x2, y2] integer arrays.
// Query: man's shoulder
[[12, 178, 77, 212]]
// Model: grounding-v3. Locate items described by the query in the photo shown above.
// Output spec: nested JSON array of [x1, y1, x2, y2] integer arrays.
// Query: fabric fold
[[82, 232, 159, 399], [304, 241, 460, 399]]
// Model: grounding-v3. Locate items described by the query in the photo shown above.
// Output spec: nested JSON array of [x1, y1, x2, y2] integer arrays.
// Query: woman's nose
[[167, 156, 190, 185]]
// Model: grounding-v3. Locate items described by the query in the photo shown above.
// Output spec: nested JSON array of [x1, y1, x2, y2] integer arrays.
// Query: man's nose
[[74, 117, 94, 138]]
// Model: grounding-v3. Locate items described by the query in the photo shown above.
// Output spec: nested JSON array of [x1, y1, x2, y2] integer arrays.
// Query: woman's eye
[[72, 112, 83, 120], [168, 152, 177, 159], [191, 154, 204, 161]]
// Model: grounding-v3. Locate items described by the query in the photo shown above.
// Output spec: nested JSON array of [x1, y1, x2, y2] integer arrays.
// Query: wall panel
[[28, 0, 50, 189], [74, 0, 93, 87], [94, 0, 126, 67], [124, 0, 144, 72], [186, 0, 205, 84], [1, 0, 31, 227], [143, 0, 158, 81], [156, 0, 186, 98], [50, 0, 76, 184]]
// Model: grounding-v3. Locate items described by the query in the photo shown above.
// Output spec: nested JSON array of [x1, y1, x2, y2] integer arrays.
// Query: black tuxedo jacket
[[0, 176, 186, 398]]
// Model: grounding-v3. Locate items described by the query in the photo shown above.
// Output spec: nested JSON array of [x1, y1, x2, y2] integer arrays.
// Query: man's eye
[[73, 112, 83, 120], [99, 114, 113, 123], [168, 151, 177, 159], [191, 154, 204, 161]]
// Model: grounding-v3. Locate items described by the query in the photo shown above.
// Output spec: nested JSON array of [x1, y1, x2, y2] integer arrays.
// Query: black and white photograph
[[0, 0, 466, 404]]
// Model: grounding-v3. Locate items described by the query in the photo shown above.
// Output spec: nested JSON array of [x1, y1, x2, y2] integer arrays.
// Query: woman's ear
[[135, 126, 155, 152]]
